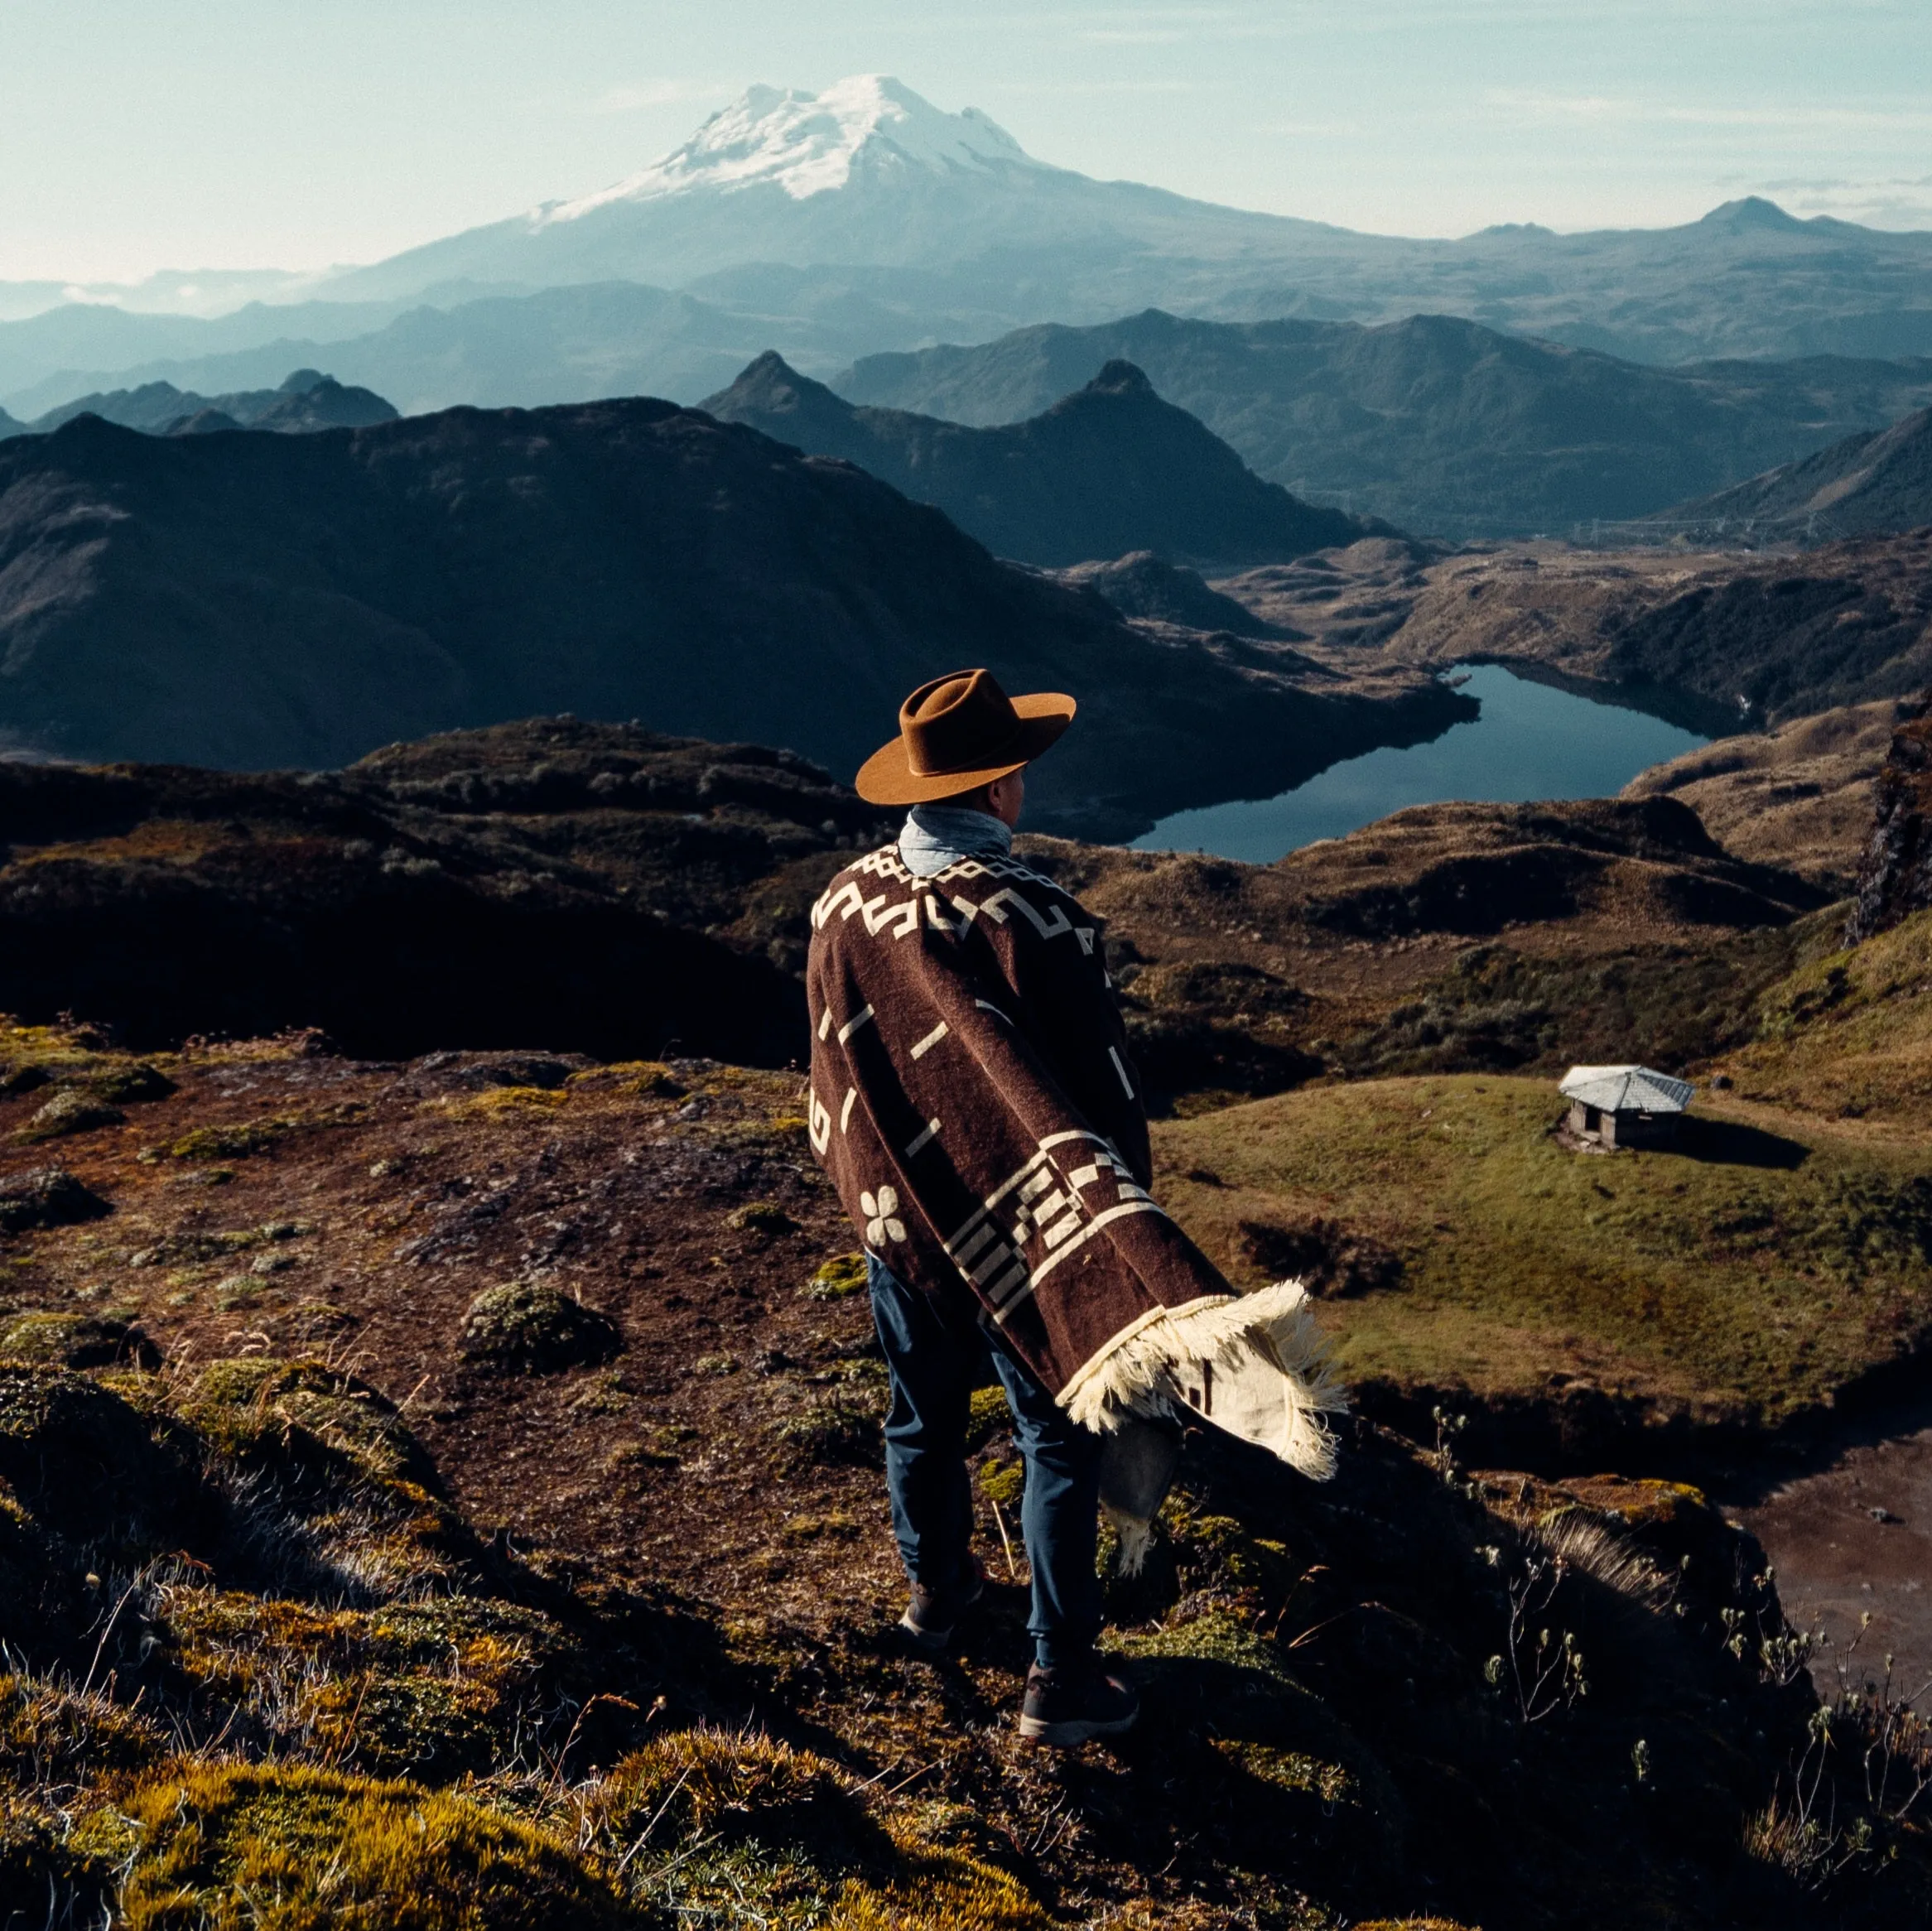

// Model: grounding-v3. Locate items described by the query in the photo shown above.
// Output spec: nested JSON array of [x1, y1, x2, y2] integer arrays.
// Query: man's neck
[[899, 802, 1014, 874]]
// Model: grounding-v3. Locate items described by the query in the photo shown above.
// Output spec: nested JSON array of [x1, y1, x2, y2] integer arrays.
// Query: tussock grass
[[118, 1761, 630, 1931]]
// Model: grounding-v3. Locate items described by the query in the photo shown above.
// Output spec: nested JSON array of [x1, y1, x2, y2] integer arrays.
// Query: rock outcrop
[[1848, 696, 1932, 940]]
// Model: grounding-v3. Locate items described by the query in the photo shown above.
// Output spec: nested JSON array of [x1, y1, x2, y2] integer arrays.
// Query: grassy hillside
[[1717, 905, 1932, 1125], [1158, 1072, 1932, 1437]]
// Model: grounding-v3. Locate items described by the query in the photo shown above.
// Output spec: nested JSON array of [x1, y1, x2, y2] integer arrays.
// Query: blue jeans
[[869, 1253, 1101, 1671]]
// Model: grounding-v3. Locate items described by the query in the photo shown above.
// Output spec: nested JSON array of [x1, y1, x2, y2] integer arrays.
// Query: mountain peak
[[1086, 360, 1156, 398], [542, 75, 1035, 224], [1698, 196, 1806, 234]]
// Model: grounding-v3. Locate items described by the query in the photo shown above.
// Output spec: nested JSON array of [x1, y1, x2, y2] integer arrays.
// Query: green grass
[[1158, 1074, 1932, 1423]]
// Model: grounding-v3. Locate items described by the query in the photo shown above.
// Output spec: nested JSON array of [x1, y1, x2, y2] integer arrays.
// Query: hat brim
[[854, 692, 1076, 807]]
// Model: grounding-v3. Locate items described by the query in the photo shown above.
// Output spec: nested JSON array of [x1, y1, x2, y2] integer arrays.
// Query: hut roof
[[1559, 1065, 1694, 1115]]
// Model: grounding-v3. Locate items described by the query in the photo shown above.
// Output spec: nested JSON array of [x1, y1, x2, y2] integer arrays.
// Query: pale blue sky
[[3, 0, 1928, 282]]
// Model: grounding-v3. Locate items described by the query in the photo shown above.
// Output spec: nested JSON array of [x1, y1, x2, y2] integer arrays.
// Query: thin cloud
[[1484, 89, 1932, 132], [589, 79, 722, 116]]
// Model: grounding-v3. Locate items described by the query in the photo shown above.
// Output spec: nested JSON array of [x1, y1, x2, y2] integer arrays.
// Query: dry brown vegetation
[[1622, 702, 1896, 890]]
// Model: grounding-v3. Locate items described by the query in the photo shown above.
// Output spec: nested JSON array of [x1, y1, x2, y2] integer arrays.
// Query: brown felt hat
[[855, 668, 1076, 807]]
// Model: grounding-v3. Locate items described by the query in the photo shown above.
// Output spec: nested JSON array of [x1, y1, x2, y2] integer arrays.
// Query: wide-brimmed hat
[[855, 668, 1076, 807]]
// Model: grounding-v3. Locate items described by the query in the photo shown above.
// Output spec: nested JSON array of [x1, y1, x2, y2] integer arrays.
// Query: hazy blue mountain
[[699, 351, 1379, 564], [837, 311, 1932, 539], [0, 405, 22, 439], [7, 78, 1932, 416], [301, 80, 1932, 366], [0, 403, 1462, 840], [11, 369, 397, 440], [0, 296, 411, 406], [1656, 406, 1932, 544], [0, 283, 874, 422]]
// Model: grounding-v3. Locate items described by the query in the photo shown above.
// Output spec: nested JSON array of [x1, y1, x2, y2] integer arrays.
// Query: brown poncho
[[805, 840, 1342, 1476]]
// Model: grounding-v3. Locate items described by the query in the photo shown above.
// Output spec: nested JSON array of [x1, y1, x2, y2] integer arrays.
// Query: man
[[805, 669, 1343, 1749]]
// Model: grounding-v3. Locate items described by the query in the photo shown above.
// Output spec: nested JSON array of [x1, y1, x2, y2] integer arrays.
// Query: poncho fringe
[[1061, 1278, 1348, 1481]]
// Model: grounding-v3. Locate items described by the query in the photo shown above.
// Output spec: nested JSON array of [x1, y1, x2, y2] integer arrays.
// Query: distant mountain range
[[836, 312, 1932, 540], [5, 74, 1932, 419], [1657, 405, 1932, 545], [0, 369, 397, 441], [700, 352, 1377, 566], [0, 402, 1464, 840]]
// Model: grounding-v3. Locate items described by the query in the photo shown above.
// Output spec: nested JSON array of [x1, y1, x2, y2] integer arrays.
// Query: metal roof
[[1559, 1065, 1694, 1115]]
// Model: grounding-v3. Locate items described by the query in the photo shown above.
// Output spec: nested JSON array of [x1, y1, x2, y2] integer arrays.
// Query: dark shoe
[[898, 1563, 985, 1654], [1018, 1659, 1139, 1746]]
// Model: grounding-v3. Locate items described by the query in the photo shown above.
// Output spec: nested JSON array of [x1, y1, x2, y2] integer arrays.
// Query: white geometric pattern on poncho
[[942, 1129, 1162, 1323]]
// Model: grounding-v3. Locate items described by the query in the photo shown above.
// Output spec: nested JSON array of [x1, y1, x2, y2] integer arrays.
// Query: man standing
[[806, 669, 1342, 1748]]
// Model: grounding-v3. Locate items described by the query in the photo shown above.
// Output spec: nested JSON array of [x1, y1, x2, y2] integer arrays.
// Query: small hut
[[1559, 1065, 1694, 1149]]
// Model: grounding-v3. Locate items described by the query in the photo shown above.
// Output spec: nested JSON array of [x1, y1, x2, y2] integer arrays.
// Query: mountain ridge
[[836, 311, 1932, 538], [0, 399, 1465, 840], [2, 368, 397, 440], [1656, 404, 1932, 543], [699, 349, 1380, 565], [7, 78, 1932, 388]]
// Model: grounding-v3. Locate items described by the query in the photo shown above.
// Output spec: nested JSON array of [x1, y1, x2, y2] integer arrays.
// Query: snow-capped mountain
[[311, 75, 1326, 306], [543, 75, 1037, 217]]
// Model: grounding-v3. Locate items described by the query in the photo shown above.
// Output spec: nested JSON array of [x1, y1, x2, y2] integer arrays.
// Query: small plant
[[1482, 1540, 1589, 1725], [1431, 1404, 1470, 1489], [1742, 1709, 1879, 1895], [727, 1201, 797, 1238], [803, 1254, 866, 1300]]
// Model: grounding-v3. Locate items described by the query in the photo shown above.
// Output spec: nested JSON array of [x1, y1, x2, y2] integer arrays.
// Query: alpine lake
[[1135, 661, 1712, 863]]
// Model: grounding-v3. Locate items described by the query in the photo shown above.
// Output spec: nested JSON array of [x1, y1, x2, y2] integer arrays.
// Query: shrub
[[88, 1062, 176, 1104], [0, 1672, 168, 1783], [727, 1201, 797, 1238], [147, 1118, 296, 1162], [459, 1283, 620, 1375], [772, 1394, 880, 1467], [964, 1384, 1009, 1453], [0, 1312, 159, 1370]]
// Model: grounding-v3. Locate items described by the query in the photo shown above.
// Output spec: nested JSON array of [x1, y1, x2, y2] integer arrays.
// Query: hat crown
[[899, 668, 1024, 778]]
